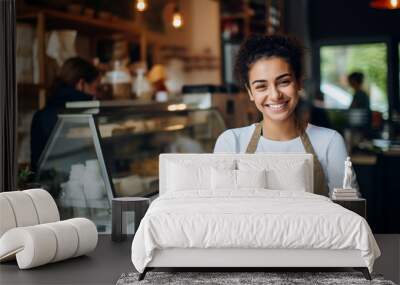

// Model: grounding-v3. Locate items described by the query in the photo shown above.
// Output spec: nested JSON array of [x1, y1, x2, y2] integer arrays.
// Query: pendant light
[[370, 0, 400, 9], [172, 2, 183, 29], [136, 0, 148, 12]]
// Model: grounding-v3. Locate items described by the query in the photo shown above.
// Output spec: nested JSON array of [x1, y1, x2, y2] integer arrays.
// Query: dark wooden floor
[[1, 235, 398, 285], [0, 235, 133, 285], [373, 234, 400, 284]]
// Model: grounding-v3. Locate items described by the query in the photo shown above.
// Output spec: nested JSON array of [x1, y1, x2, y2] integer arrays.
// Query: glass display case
[[35, 101, 226, 233]]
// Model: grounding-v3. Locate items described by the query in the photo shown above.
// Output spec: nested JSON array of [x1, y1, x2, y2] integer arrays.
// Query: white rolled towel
[[0, 218, 98, 269]]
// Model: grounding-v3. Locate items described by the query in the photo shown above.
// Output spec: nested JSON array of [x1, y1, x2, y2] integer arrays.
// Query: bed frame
[[139, 248, 370, 280], [138, 154, 372, 281]]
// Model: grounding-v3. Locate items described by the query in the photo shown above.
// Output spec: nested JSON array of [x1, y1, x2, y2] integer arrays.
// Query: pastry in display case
[[35, 101, 226, 233]]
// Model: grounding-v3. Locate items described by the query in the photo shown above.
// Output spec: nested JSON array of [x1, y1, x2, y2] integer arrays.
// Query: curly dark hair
[[234, 34, 304, 88]]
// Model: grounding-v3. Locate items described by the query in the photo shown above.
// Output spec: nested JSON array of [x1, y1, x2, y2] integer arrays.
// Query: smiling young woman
[[214, 34, 358, 197], [248, 57, 302, 141]]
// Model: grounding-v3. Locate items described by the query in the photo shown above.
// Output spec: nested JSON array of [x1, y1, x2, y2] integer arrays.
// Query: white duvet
[[131, 190, 380, 273]]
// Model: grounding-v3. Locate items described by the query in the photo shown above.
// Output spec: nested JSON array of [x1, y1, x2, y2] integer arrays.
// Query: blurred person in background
[[31, 57, 100, 172], [347, 72, 372, 137], [348, 72, 370, 111]]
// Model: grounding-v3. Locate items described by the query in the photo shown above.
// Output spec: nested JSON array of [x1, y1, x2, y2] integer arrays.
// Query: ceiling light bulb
[[390, 0, 398, 7], [172, 12, 183, 28], [136, 0, 147, 12]]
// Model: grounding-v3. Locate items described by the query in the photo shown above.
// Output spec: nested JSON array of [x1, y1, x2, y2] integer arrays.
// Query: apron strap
[[300, 132, 328, 196], [244, 121, 328, 196], [245, 122, 263, 153]]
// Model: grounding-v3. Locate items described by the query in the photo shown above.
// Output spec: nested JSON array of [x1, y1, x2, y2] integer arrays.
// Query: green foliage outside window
[[321, 43, 388, 114]]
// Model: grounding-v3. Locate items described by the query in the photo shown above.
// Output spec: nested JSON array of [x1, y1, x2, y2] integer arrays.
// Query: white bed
[[131, 154, 380, 280]]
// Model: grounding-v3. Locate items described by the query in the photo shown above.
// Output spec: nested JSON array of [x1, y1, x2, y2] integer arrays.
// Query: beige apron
[[245, 122, 328, 196]]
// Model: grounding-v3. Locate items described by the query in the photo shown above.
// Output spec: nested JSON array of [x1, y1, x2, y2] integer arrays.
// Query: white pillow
[[238, 159, 309, 192], [211, 168, 236, 190], [166, 159, 236, 192], [211, 168, 267, 190], [267, 162, 308, 191], [237, 169, 267, 189], [167, 162, 210, 191]]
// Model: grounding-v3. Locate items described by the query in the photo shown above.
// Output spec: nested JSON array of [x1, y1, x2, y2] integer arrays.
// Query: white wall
[[185, 0, 221, 85], [161, 0, 221, 85]]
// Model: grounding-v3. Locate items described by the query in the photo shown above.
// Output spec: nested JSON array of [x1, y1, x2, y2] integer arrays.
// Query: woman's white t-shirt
[[213, 123, 357, 194]]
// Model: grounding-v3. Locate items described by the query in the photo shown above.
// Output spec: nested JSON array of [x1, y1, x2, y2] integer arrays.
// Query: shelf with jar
[[16, 6, 169, 109], [15, 5, 173, 174]]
